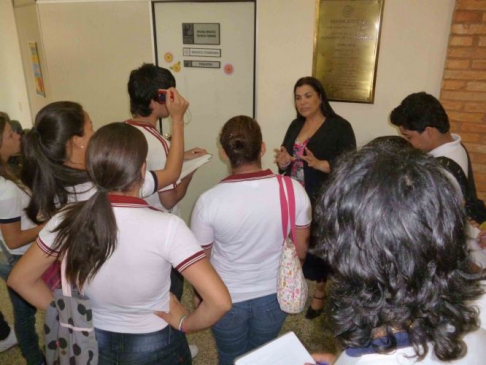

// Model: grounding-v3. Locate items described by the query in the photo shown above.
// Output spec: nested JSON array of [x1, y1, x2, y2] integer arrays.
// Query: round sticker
[[224, 63, 234, 76], [164, 52, 173, 63], [170, 61, 181, 73]]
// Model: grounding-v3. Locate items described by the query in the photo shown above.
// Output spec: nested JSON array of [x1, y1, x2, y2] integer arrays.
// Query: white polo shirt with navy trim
[[190, 169, 312, 303], [0, 177, 36, 255], [0, 170, 157, 256]]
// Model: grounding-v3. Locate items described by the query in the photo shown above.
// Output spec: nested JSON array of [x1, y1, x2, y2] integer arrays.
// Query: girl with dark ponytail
[[22, 101, 91, 222], [22, 91, 187, 222], [0, 115, 44, 364], [9, 122, 231, 364]]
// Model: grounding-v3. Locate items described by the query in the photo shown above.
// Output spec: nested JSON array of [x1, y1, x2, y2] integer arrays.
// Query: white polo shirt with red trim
[[190, 169, 312, 303], [37, 195, 205, 334], [125, 120, 181, 214]]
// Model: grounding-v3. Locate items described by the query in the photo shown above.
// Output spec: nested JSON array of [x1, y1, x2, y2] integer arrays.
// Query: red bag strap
[[277, 175, 297, 245]]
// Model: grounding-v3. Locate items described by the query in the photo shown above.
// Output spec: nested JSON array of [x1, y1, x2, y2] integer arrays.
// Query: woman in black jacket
[[274, 76, 356, 319]]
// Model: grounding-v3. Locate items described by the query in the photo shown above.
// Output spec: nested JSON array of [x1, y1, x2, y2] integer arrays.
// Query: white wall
[[14, 0, 52, 122], [256, 0, 455, 172], [38, 1, 154, 129], [0, 0, 32, 127]]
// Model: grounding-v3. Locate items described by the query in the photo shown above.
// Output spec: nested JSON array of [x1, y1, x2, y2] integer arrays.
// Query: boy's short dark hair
[[128, 63, 176, 117], [390, 92, 450, 133]]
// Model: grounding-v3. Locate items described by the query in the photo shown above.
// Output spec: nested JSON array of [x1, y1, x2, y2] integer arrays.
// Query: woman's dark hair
[[128, 63, 176, 117], [313, 139, 483, 361], [220, 115, 262, 168], [0, 115, 20, 184], [53, 123, 148, 288], [21, 101, 90, 223], [390, 92, 450, 133], [294, 77, 336, 119]]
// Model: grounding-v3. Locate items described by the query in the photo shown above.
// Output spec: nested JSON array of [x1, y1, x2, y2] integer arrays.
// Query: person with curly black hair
[[308, 138, 486, 364]]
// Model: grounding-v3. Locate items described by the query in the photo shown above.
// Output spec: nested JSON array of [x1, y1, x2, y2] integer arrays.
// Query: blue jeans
[[0, 255, 44, 365], [212, 293, 287, 365], [95, 325, 191, 365]]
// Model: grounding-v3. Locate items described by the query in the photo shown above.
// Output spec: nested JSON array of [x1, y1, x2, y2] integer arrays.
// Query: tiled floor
[[0, 280, 337, 364]]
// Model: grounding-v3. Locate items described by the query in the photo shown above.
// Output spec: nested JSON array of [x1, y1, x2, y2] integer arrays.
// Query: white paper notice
[[235, 332, 314, 365]]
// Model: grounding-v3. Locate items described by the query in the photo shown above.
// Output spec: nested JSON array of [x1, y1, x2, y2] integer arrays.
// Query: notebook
[[180, 153, 212, 180]]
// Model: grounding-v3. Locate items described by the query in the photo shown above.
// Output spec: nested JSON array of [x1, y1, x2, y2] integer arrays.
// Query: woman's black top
[[279, 115, 356, 202]]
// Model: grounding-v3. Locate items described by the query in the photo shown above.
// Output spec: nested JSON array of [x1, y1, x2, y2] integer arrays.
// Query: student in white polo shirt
[[191, 116, 311, 365], [390, 92, 486, 226], [127, 64, 207, 315], [8, 122, 231, 365], [390, 92, 468, 176], [0, 115, 44, 364], [126, 63, 206, 215]]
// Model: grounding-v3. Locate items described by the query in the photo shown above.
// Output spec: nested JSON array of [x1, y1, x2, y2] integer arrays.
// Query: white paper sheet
[[235, 332, 314, 365]]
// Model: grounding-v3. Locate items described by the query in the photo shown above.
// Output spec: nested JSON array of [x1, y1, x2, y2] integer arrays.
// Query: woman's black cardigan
[[279, 115, 356, 202]]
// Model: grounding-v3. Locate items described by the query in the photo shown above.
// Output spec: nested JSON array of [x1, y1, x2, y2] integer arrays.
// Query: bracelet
[[178, 314, 188, 333], [278, 161, 291, 169]]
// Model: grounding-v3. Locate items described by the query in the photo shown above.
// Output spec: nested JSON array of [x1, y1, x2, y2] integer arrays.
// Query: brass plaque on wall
[[313, 0, 384, 103]]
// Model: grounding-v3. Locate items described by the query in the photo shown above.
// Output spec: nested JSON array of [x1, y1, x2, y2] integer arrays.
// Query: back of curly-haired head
[[313, 138, 483, 361], [220, 115, 262, 168], [390, 92, 450, 133]]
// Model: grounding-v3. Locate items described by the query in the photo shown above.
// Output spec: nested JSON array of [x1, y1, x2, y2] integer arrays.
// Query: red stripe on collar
[[107, 194, 148, 206], [221, 169, 275, 183], [125, 119, 157, 131]]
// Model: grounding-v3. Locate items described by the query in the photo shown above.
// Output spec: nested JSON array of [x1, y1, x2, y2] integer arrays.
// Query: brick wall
[[441, 0, 486, 200]]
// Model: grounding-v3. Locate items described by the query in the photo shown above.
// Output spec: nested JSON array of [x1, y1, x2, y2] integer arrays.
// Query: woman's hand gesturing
[[274, 146, 295, 169]]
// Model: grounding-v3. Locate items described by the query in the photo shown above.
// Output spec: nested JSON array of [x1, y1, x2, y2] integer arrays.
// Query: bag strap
[[276, 175, 297, 245], [277, 175, 288, 239], [284, 176, 297, 244], [60, 253, 72, 298]]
